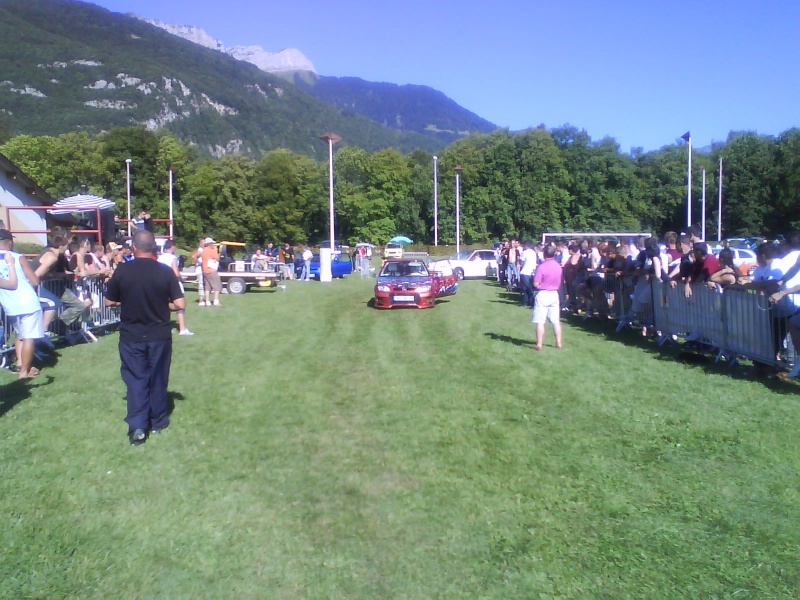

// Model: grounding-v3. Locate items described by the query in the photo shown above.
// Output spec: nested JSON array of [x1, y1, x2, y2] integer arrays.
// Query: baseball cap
[[0, 229, 15, 241], [203, 237, 216, 244]]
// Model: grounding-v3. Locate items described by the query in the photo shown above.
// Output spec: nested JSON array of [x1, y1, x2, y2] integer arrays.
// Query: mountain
[[137, 17, 317, 76], [0, 0, 447, 158], [140, 16, 496, 145], [298, 76, 497, 144]]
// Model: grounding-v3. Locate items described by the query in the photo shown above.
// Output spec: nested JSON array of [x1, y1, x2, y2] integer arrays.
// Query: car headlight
[[416, 285, 431, 293], [376, 285, 391, 292]]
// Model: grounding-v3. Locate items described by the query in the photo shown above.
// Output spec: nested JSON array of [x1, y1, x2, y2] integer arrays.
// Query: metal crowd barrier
[[1, 274, 121, 369], [566, 271, 796, 370]]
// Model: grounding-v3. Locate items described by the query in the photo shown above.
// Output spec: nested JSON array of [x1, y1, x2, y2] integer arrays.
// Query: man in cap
[[201, 237, 221, 306], [0, 229, 44, 378], [104, 230, 185, 445]]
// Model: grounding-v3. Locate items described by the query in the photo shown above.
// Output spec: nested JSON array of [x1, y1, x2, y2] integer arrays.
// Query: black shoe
[[149, 425, 168, 436], [129, 429, 147, 446]]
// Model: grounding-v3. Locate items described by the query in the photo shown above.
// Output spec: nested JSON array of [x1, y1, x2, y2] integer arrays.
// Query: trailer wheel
[[227, 277, 247, 295]]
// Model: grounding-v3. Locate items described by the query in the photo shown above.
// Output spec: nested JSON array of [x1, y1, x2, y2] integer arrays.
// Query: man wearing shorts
[[0, 229, 44, 378], [532, 244, 563, 351], [201, 237, 221, 307]]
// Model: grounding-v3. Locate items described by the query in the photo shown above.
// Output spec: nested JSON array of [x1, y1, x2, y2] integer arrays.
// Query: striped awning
[[48, 194, 116, 215]]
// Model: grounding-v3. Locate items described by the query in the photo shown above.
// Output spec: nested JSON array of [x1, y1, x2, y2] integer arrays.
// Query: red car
[[374, 259, 457, 309]]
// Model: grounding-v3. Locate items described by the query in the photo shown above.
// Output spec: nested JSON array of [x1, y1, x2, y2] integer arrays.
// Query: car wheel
[[227, 277, 247, 295], [454, 267, 465, 280]]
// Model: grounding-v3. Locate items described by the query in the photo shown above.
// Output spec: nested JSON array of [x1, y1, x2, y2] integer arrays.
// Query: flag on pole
[[681, 131, 691, 142]]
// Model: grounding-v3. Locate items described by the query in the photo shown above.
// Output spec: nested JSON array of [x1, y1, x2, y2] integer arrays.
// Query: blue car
[[296, 252, 353, 279]]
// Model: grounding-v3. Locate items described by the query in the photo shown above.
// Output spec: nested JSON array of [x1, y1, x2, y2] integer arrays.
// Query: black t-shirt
[[105, 257, 184, 343]]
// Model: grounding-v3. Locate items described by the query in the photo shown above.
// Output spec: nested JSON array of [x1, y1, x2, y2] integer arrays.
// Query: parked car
[[374, 259, 457, 309], [429, 249, 497, 280], [383, 242, 404, 259], [295, 252, 353, 280]]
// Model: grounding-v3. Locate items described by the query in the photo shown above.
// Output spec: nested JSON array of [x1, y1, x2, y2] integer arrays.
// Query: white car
[[430, 249, 497, 280]]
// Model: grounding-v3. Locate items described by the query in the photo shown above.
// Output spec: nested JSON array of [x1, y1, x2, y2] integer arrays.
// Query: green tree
[[720, 132, 778, 236]]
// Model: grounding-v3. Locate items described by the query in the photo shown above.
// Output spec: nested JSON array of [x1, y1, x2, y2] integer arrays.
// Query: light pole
[[125, 158, 132, 237], [433, 155, 439, 246], [454, 165, 462, 254], [319, 132, 341, 252], [700, 166, 706, 241], [718, 157, 723, 241], [168, 167, 175, 240]]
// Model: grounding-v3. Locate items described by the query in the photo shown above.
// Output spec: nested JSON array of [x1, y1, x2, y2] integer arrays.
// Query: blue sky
[[92, 0, 800, 153]]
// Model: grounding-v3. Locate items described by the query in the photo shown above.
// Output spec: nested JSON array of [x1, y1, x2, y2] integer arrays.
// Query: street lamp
[[168, 166, 175, 240], [454, 165, 463, 254], [319, 132, 341, 252], [125, 158, 132, 236], [433, 155, 439, 246]]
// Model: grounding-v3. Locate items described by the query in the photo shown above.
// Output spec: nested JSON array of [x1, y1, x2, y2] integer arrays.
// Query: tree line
[[1, 124, 798, 247]]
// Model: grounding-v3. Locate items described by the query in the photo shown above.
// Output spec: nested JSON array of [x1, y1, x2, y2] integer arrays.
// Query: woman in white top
[[158, 240, 193, 336]]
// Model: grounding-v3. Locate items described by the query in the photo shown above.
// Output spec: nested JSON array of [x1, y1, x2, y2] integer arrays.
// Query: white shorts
[[532, 290, 560, 325], [11, 310, 44, 340]]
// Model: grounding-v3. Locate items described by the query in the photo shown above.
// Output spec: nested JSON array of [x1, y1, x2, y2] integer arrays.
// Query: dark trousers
[[520, 274, 535, 307], [119, 338, 173, 433]]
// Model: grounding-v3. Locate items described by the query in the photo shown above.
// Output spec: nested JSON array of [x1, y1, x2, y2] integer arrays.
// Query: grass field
[[1, 274, 799, 598]]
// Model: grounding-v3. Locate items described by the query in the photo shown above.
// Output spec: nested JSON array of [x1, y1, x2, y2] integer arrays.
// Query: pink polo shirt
[[534, 258, 563, 291]]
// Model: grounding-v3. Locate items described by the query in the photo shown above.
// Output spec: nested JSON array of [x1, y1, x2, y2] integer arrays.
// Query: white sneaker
[[198, 301, 207, 306], [213, 301, 221, 307], [179, 329, 194, 336]]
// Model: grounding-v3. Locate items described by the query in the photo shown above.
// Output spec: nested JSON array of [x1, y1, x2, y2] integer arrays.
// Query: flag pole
[[685, 133, 692, 228], [701, 167, 706, 241], [718, 157, 723, 240]]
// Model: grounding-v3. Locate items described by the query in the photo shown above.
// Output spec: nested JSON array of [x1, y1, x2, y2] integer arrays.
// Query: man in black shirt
[[105, 230, 185, 445]]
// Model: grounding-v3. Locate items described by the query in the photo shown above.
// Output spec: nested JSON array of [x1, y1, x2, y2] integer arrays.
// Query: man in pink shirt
[[532, 244, 563, 351]]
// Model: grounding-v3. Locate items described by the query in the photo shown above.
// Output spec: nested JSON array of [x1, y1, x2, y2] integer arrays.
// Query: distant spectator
[[518, 241, 537, 307], [532, 244, 563, 351], [684, 242, 721, 297], [0, 229, 44, 378], [300, 246, 313, 281], [131, 210, 153, 232], [201, 237, 221, 306], [158, 240, 193, 336], [251, 248, 268, 272], [708, 248, 738, 287], [280, 243, 295, 280], [34, 228, 91, 334]]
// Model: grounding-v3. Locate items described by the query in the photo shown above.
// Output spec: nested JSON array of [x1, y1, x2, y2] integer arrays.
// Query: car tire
[[454, 267, 465, 280], [227, 277, 247, 295]]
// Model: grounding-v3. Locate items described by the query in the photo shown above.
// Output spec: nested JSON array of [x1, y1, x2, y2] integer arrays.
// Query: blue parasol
[[389, 236, 413, 244]]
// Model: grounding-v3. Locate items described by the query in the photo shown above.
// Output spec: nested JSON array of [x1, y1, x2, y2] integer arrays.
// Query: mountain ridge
[[0, 0, 447, 158]]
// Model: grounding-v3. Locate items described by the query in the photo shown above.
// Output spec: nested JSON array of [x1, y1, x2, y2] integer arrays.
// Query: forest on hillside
[[1, 124, 798, 247]]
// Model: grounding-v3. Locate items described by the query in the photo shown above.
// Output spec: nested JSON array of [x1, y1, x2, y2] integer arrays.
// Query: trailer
[[181, 264, 279, 295]]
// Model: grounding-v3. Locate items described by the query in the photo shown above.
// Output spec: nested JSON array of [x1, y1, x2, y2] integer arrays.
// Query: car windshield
[[449, 251, 472, 261], [380, 261, 430, 277], [386, 243, 402, 249]]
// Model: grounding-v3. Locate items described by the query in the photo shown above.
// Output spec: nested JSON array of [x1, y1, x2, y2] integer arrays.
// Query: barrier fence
[[564, 273, 795, 370], [1, 274, 120, 368]]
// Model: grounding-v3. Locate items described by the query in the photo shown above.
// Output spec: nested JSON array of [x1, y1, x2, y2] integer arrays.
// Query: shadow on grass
[[167, 390, 186, 416], [0, 375, 55, 418], [564, 312, 800, 395], [484, 332, 532, 347]]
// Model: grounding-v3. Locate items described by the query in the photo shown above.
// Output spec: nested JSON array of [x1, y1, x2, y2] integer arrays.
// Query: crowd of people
[[494, 227, 800, 378], [0, 224, 200, 379]]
